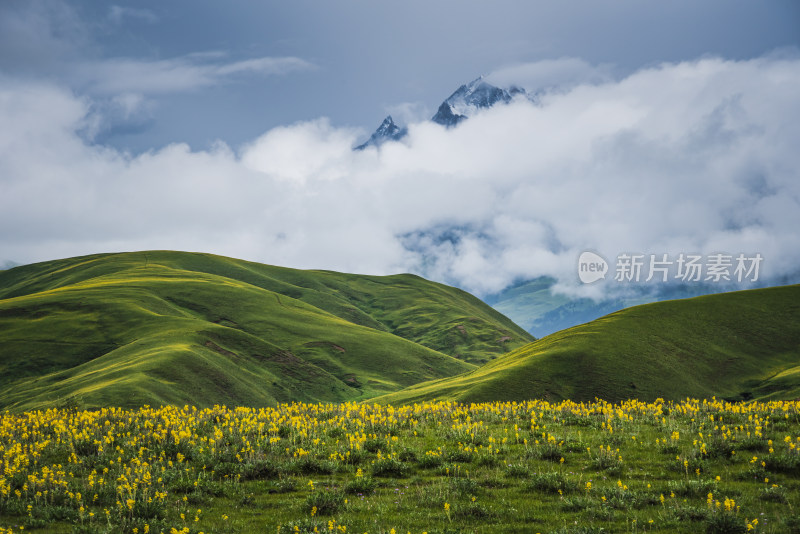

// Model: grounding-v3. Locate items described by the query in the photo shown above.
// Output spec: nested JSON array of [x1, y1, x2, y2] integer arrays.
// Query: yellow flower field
[[1, 399, 798, 533]]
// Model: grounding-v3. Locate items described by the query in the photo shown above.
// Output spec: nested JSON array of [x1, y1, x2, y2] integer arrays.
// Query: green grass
[[377, 285, 800, 404], [0, 251, 533, 411]]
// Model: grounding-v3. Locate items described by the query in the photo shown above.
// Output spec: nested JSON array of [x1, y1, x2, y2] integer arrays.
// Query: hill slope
[[377, 285, 800, 404], [0, 251, 533, 411]]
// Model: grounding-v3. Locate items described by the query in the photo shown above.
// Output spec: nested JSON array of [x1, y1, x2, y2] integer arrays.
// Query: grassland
[[1, 399, 799, 534], [0, 251, 533, 411], [378, 285, 800, 405]]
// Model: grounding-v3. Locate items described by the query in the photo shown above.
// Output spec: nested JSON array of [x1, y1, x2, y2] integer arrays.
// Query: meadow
[[1, 398, 799, 534]]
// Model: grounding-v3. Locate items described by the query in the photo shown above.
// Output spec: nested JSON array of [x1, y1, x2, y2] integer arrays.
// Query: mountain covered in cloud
[[356, 76, 529, 149], [431, 76, 528, 127], [354, 116, 407, 150]]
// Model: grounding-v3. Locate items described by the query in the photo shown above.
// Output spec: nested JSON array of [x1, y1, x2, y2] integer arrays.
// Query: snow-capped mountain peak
[[431, 76, 526, 127], [355, 115, 408, 150], [355, 77, 529, 150], [375, 116, 401, 136]]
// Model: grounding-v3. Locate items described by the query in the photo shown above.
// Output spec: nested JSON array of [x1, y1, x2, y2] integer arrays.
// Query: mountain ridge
[[356, 76, 528, 149]]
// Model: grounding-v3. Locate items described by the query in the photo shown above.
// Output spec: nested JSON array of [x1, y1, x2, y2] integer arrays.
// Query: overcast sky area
[[1, 0, 799, 298]]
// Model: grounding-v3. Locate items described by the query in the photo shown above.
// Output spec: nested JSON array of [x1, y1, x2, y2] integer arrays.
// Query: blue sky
[[1, 0, 799, 296]]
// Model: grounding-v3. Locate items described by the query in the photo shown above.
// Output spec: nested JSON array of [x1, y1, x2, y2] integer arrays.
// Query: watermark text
[[578, 252, 763, 284]]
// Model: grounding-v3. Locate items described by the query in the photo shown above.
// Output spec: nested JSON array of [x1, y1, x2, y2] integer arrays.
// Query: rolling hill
[[0, 251, 533, 411], [377, 284, 800, 404]]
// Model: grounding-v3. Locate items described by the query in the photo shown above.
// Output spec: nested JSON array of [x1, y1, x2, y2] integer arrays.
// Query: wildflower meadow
[[1, 398, 799, 533]]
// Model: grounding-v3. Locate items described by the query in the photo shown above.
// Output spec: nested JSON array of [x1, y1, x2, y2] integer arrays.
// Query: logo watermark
[[577, 251, 609, 284], [578, 252, 763, 284]]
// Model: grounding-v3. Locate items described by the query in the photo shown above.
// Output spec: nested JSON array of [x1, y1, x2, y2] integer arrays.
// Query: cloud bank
[[1, 55, 799, 297]]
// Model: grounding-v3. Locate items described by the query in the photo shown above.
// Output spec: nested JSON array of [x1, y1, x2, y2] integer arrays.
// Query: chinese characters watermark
[[578, 252, 763, 284]]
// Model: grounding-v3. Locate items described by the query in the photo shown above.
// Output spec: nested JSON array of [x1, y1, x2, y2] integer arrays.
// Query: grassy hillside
[[378, 284, 800, 404], [0, 251, 532, 411]]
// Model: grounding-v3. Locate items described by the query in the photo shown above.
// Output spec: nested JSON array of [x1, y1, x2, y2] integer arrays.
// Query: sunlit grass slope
[[378, 285, 800, 404], [0, 251, 532, 411]]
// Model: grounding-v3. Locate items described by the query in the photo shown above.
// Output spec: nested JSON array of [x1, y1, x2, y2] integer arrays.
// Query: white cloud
[[383, 102, 431, 126], [486, 57, 614, 92], [1, 55, 799, 298], [74, 54, 315, 95], [241, 119, 362, 184], [108, 6, 158, 25]]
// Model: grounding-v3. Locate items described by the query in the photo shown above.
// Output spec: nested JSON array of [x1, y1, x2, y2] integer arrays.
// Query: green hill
[[377, 285, 800, 404], [0, 251, 533, 411]]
